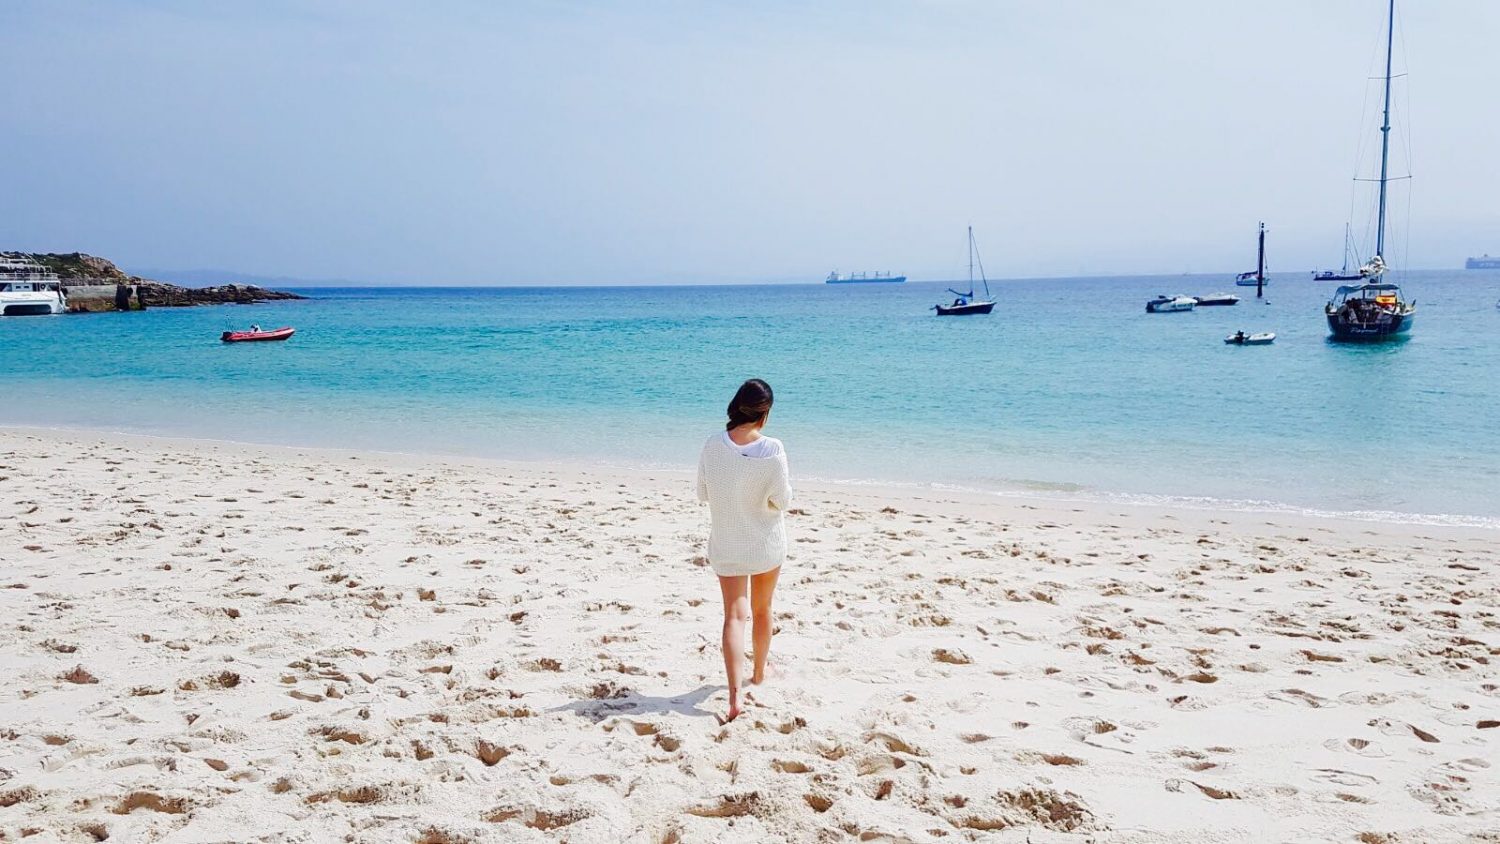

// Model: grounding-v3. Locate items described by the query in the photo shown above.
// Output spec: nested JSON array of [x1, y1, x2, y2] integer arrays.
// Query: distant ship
[[825, 271, 906, 284], [1467, 255, 1500, 269]]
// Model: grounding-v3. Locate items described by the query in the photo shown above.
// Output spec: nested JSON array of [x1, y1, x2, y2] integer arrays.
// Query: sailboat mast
[[1256, 222, 1266, 299], [967, 226, 974, 292], [1257, 223, 1265, 281], [1375, 0, 1395, 260]]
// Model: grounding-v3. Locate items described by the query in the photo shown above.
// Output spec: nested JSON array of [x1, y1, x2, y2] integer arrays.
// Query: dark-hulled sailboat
[[933, 226, 995, 316], [1325, 0, 1415, 341]]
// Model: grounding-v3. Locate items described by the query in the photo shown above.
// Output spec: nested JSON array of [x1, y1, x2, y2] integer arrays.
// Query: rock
[[134, 281, 304, 308]]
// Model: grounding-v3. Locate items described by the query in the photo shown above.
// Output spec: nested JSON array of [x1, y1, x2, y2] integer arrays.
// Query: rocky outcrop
[[11, 252, 306, 311], [27, 252, 133, 284], [134, 281, 304, 307]]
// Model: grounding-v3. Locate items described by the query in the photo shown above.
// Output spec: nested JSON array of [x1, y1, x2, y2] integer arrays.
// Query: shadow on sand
[[551, 684, 722, 723]]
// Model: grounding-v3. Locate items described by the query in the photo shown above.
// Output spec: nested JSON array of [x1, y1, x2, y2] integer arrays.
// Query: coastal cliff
[[16, 252, 305, 311]]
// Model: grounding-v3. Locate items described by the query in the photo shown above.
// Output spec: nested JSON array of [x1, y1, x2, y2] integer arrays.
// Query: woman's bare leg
[[749, 566, 781, 685], [717, 574, 751, 721]]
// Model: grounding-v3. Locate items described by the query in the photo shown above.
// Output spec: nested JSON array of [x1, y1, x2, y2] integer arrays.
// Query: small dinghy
[[1224, 330, 1274, 345], [1146, 294, 1195, 313], [221, 326, 295, 343]]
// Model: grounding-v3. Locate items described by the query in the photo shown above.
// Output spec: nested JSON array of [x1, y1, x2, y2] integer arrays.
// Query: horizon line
[[256, 266, 1468, 290]]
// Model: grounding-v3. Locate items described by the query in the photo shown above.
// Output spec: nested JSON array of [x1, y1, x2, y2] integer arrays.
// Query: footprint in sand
[[771, 759, 812, 774], [1266, 688, 1331, 708], [1311, 768, 1379, 787], [1367, 718, 1441, 743], [1410, 759, 1488, 815], [1164, 778, 1238, 800], [683, 793, 759, 818], [1062, 717, 1135, 750], [1322, 737, 1388, 758], [855, 754, 907, 776]]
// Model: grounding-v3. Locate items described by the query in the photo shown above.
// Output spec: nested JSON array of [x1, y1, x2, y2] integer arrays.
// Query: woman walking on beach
[[696, 378, 792, 722]]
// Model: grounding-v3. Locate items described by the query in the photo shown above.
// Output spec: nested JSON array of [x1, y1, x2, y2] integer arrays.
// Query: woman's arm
[[696, 444, 710, 503], [768, 451, 792, 511]]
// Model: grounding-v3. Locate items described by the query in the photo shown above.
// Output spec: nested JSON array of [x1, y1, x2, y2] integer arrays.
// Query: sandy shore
[[1, 427, 1496, 843]]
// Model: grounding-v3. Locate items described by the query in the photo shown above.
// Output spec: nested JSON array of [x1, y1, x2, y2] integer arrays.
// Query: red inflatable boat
[[221, 327, 295, 343]]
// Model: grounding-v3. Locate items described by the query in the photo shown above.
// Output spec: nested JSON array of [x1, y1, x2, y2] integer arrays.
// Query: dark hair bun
[[726, 379, 774, 431]]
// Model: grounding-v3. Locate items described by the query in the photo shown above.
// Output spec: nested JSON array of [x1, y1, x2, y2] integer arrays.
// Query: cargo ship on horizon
[[1466, 255, 1500, 269], [825, 270, 906, 284]]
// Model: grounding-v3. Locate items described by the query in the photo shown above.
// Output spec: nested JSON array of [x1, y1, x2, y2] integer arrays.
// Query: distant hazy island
[[7, 252, 304, 312]]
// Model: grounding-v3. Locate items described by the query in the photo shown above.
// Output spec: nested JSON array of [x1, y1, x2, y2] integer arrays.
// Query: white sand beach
[[1, 427, 1497, 843]]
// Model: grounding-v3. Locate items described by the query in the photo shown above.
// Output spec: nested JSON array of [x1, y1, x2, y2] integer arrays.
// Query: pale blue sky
[[3, 1, 1497, 284]]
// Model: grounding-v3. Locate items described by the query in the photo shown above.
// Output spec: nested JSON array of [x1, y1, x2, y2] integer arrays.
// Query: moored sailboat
[[933, 227, 995, 316], [1233, 223, 1269, 298], [1314, 224, 1364, 281], [1325, 0, 1415, 341]]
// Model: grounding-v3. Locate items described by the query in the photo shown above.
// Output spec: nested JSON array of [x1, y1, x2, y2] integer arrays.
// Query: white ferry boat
[[0, 254, 67, 315]]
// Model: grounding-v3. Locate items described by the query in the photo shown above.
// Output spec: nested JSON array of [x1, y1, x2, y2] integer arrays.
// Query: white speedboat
[[0, 255, 67, 316], [1146, 294, 1195, 313], [1224, 331, 1275, 345], [1194, 293, 1240, 306]]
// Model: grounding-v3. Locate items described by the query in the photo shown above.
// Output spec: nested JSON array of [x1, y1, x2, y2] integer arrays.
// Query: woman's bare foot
[[750, 662, 779, 685], [725, 686, 742, 722]]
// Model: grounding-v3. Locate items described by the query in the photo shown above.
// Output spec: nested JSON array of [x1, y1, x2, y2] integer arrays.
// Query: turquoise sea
[[4, 272, 1499, 526]]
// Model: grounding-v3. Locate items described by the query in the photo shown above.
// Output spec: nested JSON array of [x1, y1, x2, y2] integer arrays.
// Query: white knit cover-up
[[696, 432, 792, 576]]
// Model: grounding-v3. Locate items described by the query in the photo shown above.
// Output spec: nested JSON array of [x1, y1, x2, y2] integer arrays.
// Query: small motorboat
[[221, 326, 295, 343], [1146, 294, 1196, 313], [1224, 330, 1275, 345], [1194, 293, 1240, 306]]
